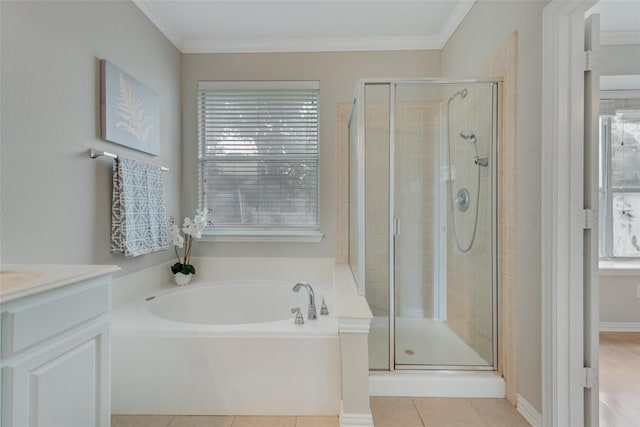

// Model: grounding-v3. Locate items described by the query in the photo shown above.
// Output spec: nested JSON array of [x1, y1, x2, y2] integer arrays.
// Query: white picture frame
[[100, 59, 159, 156]]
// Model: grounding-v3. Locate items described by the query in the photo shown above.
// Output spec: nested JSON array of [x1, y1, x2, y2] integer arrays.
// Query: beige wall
[[0, 1, 182, 277], [182, 51, 441, 258], [600, 44, 640, 76], [600, 273, 640, 324], [441, 0, 549, 413]]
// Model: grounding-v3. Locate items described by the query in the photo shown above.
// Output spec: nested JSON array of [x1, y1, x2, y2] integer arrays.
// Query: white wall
[[441, 0, 549, 414], [182, 50, 441, 258], [0, 1, 182, 277]]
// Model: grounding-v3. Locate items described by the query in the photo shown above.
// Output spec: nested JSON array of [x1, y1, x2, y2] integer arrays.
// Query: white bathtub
[[111, 280, 341, 416]]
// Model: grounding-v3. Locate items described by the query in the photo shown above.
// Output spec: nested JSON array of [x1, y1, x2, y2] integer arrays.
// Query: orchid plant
[[170, 209, 208, 275]]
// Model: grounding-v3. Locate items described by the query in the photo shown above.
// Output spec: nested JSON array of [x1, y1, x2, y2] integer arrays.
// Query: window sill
[[201, 230, 324, 243], [599, 260, 640, 277]]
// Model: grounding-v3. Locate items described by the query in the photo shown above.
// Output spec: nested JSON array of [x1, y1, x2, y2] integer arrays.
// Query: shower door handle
[[393, 218, 400, 236]]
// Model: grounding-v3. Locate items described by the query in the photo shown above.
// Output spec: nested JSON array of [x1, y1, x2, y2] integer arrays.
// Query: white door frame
[[541, 1, 597, 426]]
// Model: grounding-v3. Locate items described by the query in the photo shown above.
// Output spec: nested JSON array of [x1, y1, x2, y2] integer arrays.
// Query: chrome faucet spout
[[292, 282, 317, 320]]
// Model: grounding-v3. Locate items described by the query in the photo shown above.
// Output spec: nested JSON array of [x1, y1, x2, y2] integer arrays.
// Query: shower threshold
[[369, 370, 505, 398], [368, 316, 504, 397]]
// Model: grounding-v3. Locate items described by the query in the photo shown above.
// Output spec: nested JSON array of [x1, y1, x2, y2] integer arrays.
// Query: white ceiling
[[134, 0, 640, 54], [133, 0, 476, 53]]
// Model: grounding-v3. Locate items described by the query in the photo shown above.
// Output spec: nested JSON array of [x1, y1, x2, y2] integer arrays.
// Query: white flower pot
[[174, 273, 193, 286]]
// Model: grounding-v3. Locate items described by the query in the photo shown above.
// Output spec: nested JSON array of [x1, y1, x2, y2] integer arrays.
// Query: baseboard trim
[[339, 402, 373, 427], [600, 322, 640, 332], [516, 393, 542, 427]]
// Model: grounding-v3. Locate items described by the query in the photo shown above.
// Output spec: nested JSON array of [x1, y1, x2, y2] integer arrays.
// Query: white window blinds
[[198, 81, 320, 231]]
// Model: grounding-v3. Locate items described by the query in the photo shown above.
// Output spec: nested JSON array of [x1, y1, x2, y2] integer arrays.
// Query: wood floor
[[599, 332, 640, 427]]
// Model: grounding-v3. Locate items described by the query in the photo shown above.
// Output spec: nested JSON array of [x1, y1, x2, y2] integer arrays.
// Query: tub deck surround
[[0, 264, 120, 303], [111, 258, 374, 426], [112, 280, 340, 416], [112, 258, 340, 418], [333, 265, 374, 427]]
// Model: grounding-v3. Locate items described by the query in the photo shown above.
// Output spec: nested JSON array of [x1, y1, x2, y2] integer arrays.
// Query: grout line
[[468, 399, 495, 427], [411, 397, 428, 427]]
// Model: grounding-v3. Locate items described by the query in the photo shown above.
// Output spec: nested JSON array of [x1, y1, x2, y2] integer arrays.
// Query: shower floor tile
[[369, 316, 490, 368]]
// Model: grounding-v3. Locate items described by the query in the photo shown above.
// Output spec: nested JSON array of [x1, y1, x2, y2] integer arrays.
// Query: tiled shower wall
[[446, 85, 495, 364], [394, 102, 439, 319]]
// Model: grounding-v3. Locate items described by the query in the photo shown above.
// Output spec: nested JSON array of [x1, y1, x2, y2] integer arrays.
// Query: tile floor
[[370, 397, 529, 427], [112, 397, 528, 427], [111, 415, 338, 427]]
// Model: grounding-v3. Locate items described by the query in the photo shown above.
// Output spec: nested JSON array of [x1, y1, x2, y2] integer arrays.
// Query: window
[[599, 95, 640, 259], [197, 81, 321, 241]]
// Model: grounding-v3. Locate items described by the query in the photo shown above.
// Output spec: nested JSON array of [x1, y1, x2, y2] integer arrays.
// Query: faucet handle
[[320, 295, 329, 316], [291, 307, 304, 325]]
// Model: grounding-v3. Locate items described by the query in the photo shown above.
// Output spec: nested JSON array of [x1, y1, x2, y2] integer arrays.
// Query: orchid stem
[[175, 246, 181, 264]]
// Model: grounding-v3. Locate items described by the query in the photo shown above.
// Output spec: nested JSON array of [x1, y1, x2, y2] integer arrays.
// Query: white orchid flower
[[182, 217, 196, 236], [169, 210, 209, 275], [170, 224, 185, 248]]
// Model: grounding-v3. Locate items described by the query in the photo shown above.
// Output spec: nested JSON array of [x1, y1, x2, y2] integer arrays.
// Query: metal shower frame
[[348, 78, 501, 373]]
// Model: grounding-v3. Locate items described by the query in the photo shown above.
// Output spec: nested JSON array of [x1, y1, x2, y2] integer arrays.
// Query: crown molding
[[438, 0, 476, 47], [135, 0, 477, 54], [182, 35, 444, 54], [133, 0, 184, 51]]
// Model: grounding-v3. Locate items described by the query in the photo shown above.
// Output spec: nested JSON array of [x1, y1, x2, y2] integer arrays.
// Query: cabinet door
[[4, 322, 110, 427]]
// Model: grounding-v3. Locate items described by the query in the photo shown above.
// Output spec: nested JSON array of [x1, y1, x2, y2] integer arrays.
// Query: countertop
[[0, 264, 120, 304]]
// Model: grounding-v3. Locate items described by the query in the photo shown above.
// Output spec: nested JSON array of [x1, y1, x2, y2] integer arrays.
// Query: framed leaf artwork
[[100, 60, 160, 156]]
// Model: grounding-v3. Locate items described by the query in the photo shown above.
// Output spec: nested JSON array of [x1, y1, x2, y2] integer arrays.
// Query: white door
[[541, 2, 601, 425], [583, 12, 600, 427]]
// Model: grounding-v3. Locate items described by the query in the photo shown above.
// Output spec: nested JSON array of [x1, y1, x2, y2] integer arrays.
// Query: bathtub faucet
[[292, 282, 317, 320]]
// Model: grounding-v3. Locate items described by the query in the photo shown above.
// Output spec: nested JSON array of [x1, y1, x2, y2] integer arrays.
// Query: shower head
[[460, 131, 477, 144], [448, 88, 468, 103]]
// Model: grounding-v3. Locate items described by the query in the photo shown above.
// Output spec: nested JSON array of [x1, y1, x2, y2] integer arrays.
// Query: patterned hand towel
[[111, 156, 168, 257]]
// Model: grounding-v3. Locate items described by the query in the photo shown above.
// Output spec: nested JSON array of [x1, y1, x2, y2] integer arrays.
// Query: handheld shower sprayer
[[460, 131, 477, 144], [459, 131, 488, 167]]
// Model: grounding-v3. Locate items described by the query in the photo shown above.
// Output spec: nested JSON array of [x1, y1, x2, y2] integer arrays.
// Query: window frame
[[197, 80, 323, 243], [599, 89, 640, 260]]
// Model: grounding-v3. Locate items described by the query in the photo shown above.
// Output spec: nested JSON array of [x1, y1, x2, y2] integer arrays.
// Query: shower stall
[[348, 79, 499, 377]]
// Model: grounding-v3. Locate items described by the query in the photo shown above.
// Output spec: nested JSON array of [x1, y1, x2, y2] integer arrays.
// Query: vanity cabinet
[[1, 270, 115, 427]]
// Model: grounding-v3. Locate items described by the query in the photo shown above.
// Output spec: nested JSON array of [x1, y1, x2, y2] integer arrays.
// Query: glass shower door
[[363, 83, 391, 370], [393, 83, 496, 369]]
